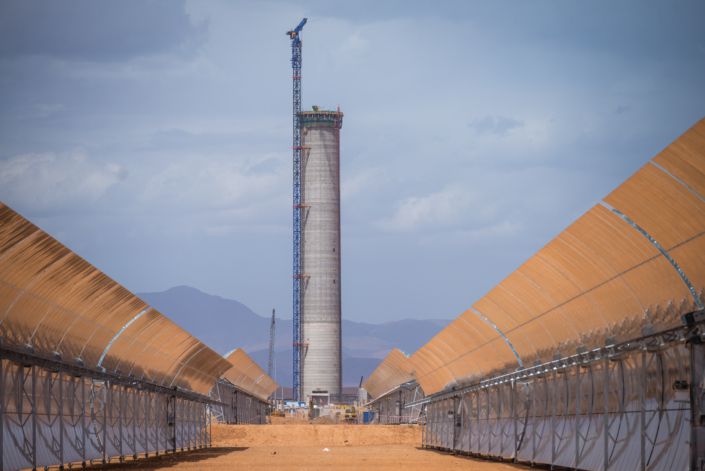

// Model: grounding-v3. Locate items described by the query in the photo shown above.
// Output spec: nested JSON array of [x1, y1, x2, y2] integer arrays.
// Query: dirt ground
[[94, 419, 524, 470]]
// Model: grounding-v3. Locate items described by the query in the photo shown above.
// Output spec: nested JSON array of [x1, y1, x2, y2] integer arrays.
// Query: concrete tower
[[299, 106, 343, 402]]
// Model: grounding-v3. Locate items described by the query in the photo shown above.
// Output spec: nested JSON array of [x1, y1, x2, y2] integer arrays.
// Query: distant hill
[[138, 285, 272, 352], [138, 285, 450, 386]]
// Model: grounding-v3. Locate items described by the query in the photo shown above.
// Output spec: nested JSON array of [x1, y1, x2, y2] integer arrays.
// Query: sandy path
[[89, 422, 523, 470]]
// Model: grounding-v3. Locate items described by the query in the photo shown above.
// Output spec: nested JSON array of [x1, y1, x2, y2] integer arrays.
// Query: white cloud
[[461, 220, 520, 239], [141, 155, 285, 211], [341, 167, 385, 199], [468, 115, 524, 137], [338, 31, 370, 56], [379, 185, 477, 232], [1, 1, 703, 324], [0, 152, 126, 211]]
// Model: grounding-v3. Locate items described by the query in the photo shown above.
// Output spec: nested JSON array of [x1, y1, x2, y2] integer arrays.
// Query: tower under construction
[[300, 107, 343, 402], [287, 19, 343, 402]]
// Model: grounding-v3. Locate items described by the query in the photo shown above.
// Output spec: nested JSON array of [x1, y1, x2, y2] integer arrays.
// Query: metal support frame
[[604, 355, 627, 471], [234, 388, 239, 424], [206, 379, 270, 426], [0, 346, 217, 471], [419, 321, 701, 470], [689, 334, 705, 470], [487, 387, 494, 454], [639, 348, 647, 471], [453, 396, 459, 450], [1, 359, 4, 471], [511, 379, 517, 459], [167, 393, 176, 454], [144, 390, 151, 458], [31, 366, 36, 469], [602, 355, 609, 471], [476, 388, 481, 452], [550, 368, 557, 468], [365, 382, 425, 425]]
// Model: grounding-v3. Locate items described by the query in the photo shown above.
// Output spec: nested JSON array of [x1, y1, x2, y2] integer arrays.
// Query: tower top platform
[[299, 105, 343, 129]]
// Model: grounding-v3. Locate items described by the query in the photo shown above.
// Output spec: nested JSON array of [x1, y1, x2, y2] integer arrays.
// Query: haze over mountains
[[138, 286, 449, 387]]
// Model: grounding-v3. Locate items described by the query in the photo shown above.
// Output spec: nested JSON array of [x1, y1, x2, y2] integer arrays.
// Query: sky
[[1, 0, 704, 324]]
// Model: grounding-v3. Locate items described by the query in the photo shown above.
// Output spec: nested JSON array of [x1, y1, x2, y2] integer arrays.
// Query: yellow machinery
[[344, 406, 357, 422]]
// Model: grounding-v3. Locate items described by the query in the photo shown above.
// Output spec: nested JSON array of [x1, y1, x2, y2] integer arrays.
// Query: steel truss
[[366, 382, 425, 425], [420, 321, 705, 470], [0, 346, 213, 471], [209, 379, 269, 425], [288, 18, 306, 403]]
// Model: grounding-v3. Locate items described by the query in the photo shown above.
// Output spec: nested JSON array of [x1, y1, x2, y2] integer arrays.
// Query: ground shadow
[[83, 447, 248, 469]]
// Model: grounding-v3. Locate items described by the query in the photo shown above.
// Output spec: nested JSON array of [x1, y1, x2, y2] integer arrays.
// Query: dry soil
[[91, 419, 524, 470]]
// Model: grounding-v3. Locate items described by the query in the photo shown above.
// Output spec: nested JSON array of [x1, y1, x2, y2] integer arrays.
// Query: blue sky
[[1, 0, 704, 323]]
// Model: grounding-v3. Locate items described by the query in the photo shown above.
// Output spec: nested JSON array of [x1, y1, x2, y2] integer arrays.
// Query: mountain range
[[138, 286, 450, 387]]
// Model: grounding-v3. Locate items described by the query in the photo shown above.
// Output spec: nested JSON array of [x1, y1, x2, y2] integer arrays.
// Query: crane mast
[[287, 17, 307, 402], [268, 308, 276, 378]]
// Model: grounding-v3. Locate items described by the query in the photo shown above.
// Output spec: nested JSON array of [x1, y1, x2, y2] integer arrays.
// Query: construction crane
[[268, 308, 276, 378], [287, 17, 307, 402]]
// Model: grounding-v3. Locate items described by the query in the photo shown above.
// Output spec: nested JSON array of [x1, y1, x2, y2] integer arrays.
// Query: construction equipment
[[345, 406, 358, 423], [268, 308, 276, 378], [287, 17, 307, 402]]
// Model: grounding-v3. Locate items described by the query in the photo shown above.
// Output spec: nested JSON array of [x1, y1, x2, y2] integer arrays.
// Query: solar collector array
[[366, 118, 705, 397], [362, 348, 416, 400], [221, 348, 278, 402], [0, 203, 232, 395]]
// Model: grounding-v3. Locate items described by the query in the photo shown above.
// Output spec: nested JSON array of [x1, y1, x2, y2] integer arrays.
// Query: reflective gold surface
[[222, 348, 278, 401], [410, 118, 705, 395], [0, 203, 231, 394]]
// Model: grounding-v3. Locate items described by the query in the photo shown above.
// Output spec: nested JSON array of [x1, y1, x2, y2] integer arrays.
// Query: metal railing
[[420, 318, 705, 470], [366, 381, 425, 425], [0, 345, 213, 470], [209, 379, 269, 425]]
